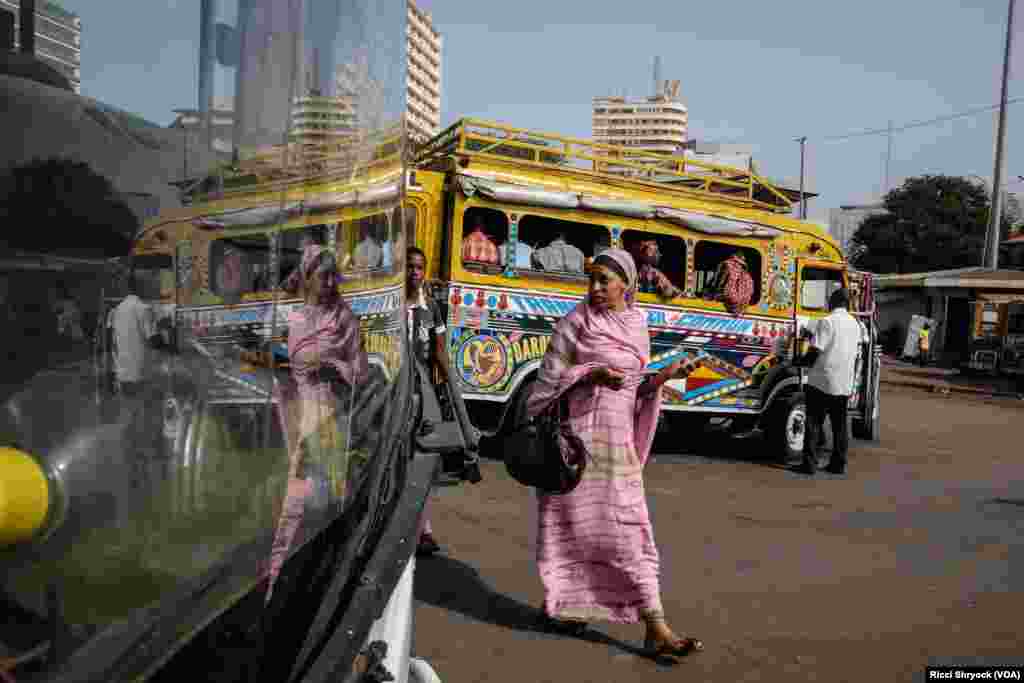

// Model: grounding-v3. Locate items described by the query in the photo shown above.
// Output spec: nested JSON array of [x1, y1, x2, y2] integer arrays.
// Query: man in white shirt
[[353, 220, 383, 270], [109, 275, 164, 485], [531, 232, 585, 273], [499, 239, 534, 269], [795, 288, 864, 475]]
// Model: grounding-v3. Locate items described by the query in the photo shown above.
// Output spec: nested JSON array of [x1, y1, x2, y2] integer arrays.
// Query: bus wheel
[[487, 378, 536, 461], [767, 392, 807, 465], [852, 403, 880, 441]]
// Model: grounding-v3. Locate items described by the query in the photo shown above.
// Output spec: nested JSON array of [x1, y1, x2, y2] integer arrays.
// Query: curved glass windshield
[[0, 2, 419, 680]]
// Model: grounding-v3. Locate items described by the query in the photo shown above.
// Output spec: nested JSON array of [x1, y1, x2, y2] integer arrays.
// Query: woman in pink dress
[[266, 244, 369, 601], [526, 247, 704, 657]]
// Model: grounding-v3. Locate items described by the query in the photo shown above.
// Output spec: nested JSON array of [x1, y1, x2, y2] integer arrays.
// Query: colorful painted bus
[[135, 118, 880, 463]]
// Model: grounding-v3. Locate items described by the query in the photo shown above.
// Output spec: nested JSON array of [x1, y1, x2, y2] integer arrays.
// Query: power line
[[819, 96, 1024, 143], [697, 96, 1024, 146]]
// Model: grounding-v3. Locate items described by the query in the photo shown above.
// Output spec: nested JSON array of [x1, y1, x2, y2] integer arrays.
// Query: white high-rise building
[[592, 79, 687, 176], [405, 0, 441, 143], [2, 0, 80, 93]]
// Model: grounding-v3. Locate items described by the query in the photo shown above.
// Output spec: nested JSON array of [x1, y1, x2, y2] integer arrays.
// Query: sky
[[62, 0, 1024, 224]]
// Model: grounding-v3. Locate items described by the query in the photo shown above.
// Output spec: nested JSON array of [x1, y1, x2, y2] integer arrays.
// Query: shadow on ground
[[413, 555, 667, 662]]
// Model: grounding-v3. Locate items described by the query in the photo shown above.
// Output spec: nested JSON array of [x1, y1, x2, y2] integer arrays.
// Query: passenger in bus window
[[461, 216, 500, 265], [499, 237, 534, 269], [531, 231, 585, 273], [353, 218, 383, 269], [379, 219, 394, 272], [707, 250, 753, 315], [633, 239, 682, 299]]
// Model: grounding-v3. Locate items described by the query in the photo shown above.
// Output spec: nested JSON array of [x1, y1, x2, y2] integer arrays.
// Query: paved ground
[[413, 386, 1024, 683], [880, 355, 1023, 398]]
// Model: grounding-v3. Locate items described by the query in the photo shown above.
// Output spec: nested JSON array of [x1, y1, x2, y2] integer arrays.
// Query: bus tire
[[851, 410, 879, 441], [766, 391, 807, 465], [487, 377, 536, 461]]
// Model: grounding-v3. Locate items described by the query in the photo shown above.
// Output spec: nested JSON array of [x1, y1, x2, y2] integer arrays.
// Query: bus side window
[[461, 206, 507, 273], [517, 215, 608, 277], [693, 241, 762, 304], [800, 267, 844, 311], [209, 233, 272, 302], [620, 230, 686, 294], [280, 224, 328, 287]]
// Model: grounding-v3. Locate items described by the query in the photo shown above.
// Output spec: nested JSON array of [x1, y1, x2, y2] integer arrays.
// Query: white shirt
[[353, 238, 382, 269], [806, 307, 865, 396], [532, 238, 585, 273], [110, 294, 155, 383]]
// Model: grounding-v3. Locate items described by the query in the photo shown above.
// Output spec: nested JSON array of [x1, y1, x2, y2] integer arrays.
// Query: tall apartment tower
[[1, 0, 81, 93], [405, 0, 441, 143], [592, 60, 687, 175]]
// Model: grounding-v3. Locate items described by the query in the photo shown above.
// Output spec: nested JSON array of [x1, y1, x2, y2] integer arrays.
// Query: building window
[[693, 241, 762, 304]]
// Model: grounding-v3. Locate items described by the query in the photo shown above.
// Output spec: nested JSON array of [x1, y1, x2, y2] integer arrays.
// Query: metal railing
[[416, 118, 794, 212]]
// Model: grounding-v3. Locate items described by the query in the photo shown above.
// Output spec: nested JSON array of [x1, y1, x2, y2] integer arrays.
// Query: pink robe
[[265, 297, 368, 602], [526, 299, 664, 623]]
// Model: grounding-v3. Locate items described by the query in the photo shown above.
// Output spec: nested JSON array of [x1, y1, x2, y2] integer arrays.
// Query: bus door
[[847, 269, 880, 440]]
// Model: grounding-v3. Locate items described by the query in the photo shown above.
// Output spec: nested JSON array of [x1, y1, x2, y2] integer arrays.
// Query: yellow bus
[[136, 118, 880, 462]]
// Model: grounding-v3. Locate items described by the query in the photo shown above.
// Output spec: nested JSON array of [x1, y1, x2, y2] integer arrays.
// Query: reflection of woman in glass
[[266, 244, 369, 601]]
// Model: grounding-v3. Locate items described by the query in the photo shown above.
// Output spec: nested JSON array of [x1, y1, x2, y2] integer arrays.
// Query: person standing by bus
[[406, 246, 450, 556], [794, 288, 863, 476]]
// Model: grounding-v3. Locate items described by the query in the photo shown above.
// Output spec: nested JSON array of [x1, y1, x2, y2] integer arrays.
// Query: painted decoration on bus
[[177, 285, 404, 378], [444, 284, 800, 407]]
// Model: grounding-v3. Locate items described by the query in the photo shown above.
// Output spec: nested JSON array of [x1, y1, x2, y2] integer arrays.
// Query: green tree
[[850, 174, 1014, 274], [0, 158, 137, 257]]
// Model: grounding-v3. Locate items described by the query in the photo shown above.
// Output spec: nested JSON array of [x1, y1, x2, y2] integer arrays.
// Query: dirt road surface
[[413, 386, 1024, 682]]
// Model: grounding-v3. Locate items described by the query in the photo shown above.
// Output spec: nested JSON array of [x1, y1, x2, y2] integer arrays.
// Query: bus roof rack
[[415, 118, 795, 213]]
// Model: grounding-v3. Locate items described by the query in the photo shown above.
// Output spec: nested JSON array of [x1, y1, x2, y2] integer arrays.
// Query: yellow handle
[[0, 447, 50, 546]]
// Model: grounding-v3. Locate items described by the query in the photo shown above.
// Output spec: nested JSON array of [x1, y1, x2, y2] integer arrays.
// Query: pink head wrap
[[591, 247, 638, 307], [283, 244, 339, 296]]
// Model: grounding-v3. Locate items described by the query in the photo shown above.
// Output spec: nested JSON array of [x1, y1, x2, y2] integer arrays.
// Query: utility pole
[[796, 136, 807, 220], [987, 0, 1015, 270], [883, 120, 893, 196]]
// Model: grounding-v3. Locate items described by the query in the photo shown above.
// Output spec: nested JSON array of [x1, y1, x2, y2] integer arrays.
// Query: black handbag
[[503, 393, 587, 495]]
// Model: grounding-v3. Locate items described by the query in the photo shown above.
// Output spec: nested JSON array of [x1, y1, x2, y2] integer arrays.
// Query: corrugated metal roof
[[875, 267, 1024, 290]]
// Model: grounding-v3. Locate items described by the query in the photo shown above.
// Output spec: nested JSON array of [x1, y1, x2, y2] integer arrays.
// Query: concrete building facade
[[405, 0, 441, 143], [592, 79, 688, 175], [828, 203, 886, 257], [1, 0, 80, 93]]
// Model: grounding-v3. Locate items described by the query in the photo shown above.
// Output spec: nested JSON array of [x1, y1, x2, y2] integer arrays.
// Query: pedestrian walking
[[794, 288, 864, 475], [526, 247, 704, 657]]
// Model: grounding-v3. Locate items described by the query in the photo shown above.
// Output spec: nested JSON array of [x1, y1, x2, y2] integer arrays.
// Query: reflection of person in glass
[[217, 245, 245, 295], [266, 244, 369, 601], [109, 272, 166, 487]]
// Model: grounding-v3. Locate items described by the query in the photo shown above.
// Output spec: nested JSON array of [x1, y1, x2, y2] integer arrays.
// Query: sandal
[[539, 614, 588, 637], [643, 635, 704, 658]]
